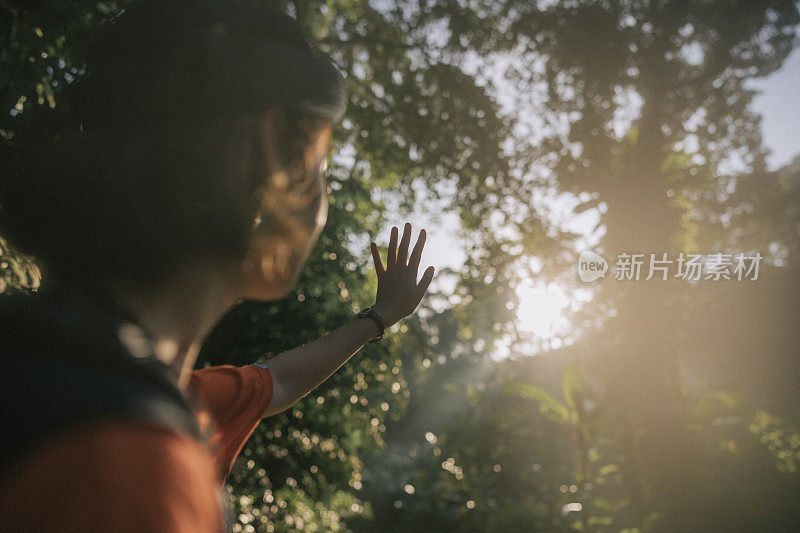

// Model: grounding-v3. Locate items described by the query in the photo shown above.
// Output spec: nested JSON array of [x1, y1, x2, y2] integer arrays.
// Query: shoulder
[[190, 363, 273, 386], [189, 364, 274, 417], [0, 422, 225, 533]]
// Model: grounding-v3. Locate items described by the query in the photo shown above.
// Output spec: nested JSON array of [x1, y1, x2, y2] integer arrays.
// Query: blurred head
[[0, 0, 346, 301]]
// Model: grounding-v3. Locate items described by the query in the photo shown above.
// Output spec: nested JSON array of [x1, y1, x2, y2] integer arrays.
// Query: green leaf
[[598, 464, 619, 476], [562, 364, 584, 412], [504, 382, 570, 424]]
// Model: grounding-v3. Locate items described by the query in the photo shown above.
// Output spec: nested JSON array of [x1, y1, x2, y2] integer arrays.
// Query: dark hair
[[0, 96, 331, 290], [0, 0, 342, 289]]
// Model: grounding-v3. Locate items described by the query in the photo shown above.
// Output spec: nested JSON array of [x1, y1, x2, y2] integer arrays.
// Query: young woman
[[0, 1, 434, 530]]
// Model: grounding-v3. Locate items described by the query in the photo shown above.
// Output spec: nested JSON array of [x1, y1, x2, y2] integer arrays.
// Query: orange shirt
[[189, 364, 275, 482], [0, 364, 273, 532]]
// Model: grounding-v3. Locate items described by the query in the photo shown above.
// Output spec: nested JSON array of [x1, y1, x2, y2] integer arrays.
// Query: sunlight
[[516, 280, 570, 340]]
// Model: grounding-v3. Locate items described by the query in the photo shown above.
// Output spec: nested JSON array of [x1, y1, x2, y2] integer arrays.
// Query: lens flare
[[516, 280, 570, 340]]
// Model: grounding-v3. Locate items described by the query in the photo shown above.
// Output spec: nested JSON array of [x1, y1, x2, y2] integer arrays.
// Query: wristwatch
[[357, 306, 385, 343]]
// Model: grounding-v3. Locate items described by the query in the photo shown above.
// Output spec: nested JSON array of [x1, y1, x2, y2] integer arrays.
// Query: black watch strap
[[357, 307, 385, 343]]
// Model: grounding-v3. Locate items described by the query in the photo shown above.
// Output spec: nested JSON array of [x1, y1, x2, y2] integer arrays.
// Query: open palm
[[370, 222, 435, 327]]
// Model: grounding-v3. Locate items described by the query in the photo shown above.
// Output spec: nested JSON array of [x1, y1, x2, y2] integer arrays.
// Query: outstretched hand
[[370, 222, 435, 328]]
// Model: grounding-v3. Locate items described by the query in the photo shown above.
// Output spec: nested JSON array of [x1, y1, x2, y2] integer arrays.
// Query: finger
[[415, 266, 435, 299], [387, 226, 398, 267], [397, 222, 412, 266], [370, 242, 385, 276], [408, 228, 426, 274]]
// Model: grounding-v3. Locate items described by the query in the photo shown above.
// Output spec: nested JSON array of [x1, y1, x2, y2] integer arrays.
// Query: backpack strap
[[0, 288, 202, 478]]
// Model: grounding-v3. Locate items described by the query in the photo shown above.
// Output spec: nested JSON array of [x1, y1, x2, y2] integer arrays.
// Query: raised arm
[[261, 222, 434, 417]]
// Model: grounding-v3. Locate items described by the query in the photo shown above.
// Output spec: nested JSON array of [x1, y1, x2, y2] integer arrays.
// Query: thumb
[[415, 266, 435, 300]]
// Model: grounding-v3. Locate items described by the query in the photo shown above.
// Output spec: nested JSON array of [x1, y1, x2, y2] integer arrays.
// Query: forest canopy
[[2, 1, 799, 531]]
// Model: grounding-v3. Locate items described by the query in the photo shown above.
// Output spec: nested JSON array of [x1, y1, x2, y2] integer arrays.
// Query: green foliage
[[2, 1, 800, 532], [504, 381, 570, 425]]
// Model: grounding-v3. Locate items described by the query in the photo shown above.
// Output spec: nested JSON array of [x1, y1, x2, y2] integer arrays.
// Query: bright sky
[[750, 46, 800, 170]]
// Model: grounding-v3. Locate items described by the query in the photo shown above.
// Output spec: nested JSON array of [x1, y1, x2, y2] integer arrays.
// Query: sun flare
[[515, 280, 570, 340]]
